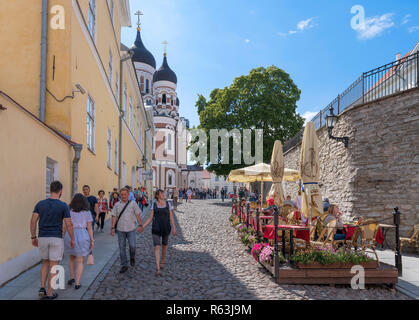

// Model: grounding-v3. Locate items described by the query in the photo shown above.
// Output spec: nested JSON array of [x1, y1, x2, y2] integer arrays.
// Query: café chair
[[359, 218, 380, 265], [400, 224, 419, 254]]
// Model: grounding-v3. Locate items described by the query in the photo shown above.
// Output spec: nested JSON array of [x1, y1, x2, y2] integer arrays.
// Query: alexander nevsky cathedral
[[130, 16, 190, 191]]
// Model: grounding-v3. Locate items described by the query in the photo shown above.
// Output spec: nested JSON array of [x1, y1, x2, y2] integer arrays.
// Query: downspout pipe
[[39, 0, 48, 122], [71, 144, 83, 198]]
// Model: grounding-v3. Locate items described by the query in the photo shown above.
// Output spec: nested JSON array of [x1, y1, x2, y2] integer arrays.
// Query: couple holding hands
[[111, 188, 176, 276]]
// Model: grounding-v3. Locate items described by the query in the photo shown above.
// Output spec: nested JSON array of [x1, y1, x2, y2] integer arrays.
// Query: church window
[[162, 94, 167, 104]]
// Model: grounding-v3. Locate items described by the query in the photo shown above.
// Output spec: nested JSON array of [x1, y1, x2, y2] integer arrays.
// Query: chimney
[[395, 52, 401, 61]]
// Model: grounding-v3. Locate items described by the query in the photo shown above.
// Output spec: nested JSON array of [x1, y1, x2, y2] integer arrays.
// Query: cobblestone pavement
[[83, 200, 409, 300]]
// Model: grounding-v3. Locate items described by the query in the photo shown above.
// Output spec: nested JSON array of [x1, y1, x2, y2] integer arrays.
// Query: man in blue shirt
[[126, 185, 136, 202], [30, 181, 75, 300], [83, 185, 99, 231]]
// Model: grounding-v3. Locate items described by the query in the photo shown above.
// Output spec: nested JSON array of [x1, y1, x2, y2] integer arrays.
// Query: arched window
[[146, 79, 149, 94], [171, 95, 174, 106], [162, 94, 166, 104], [166, 169, 175, 187]]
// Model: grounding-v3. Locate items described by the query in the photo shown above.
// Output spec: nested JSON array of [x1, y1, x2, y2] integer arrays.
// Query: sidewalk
[[376, 249, 419, 300], [0, 206, 150, 300]]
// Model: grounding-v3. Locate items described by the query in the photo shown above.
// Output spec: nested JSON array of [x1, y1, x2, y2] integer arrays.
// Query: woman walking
[[143, 189, 176, 276], [97, 190, 109, 232], [63, 193, 94, 289]]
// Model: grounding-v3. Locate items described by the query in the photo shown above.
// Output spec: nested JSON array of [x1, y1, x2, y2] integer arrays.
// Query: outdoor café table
[[343, 224, 385, 245], [378, 224, 396, 248], [264, 224, 310, 260]]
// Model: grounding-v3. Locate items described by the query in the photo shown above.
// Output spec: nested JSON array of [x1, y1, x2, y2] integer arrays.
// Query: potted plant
[[291, 245, 376, 269]]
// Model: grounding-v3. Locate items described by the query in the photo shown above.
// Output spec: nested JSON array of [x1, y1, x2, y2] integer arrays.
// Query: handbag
[[87, 250, 94, 265], [114, 201, 131, 231]]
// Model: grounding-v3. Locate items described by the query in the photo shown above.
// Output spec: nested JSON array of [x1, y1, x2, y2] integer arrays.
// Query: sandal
[[160, 263, 165, 270], [155, 269, 161, 277]]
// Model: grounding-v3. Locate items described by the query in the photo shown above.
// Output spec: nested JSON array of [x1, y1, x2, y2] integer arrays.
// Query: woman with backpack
[[143, 189, 177, 276]]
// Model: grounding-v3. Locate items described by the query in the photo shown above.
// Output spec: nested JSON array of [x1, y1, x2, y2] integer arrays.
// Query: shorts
[[152, 233, 169, 246], [38, 237, 64, 261]]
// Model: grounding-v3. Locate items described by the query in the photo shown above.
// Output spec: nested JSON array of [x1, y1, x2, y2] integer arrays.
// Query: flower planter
[[296, 260, 378, 269]]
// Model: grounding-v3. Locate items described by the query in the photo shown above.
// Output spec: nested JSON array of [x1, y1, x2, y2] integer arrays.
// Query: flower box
[[297, 260, 378, 269]]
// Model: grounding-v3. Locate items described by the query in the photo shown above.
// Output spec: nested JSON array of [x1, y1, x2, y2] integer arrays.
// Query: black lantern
[[326, 106, 348, 148]]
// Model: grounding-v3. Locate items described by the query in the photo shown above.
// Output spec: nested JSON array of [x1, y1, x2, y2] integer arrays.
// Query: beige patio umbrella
[[300, 122, 323, 226], [267, 140, 285, 207]]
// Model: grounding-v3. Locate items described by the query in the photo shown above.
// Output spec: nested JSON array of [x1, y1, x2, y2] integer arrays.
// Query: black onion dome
[[153, 55, 177, 84], [131, 29, 156, 69]]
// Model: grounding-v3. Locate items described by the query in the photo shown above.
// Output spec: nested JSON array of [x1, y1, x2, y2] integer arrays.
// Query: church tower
[[131, 11, 187, 191]]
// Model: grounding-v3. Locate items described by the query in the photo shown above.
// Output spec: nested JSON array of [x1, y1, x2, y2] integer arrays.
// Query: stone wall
[[283, 88, 419, 240]]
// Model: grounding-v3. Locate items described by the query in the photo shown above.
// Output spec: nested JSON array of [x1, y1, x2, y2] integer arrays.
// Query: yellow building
[[0, 0, 154, 285]]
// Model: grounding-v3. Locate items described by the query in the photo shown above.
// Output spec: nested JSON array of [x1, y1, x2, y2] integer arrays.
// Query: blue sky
[[121, 0, 419, 127]]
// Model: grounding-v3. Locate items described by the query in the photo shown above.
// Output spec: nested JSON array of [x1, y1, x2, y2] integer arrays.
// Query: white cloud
[[302, 111, 318, 125], [402, 14, 411, 25], [355, 13, 395, 40], [278, 17, 316, 37], [297, 18, 316, 31], [408, 26, 419, 33], [244, 39, 250, 43]]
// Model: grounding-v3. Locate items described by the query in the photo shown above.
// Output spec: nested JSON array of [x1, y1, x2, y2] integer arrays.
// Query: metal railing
[[283, 51, 419, 153]]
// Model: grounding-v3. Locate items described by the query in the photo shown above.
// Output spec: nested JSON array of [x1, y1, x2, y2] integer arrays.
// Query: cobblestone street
[[83, 200, 409, 300]]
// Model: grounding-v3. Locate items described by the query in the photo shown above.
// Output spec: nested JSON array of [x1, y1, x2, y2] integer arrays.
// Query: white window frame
[[109, 0, 114, 25], [123, 83, 127, 120], [107, 128, 112, 168], [46, 158, 59, 198], [88, 0, 96, 43], [87, 95, 95, 152], [129, 97, 133, 129], [114, 139, 118, 174], [108, 49, 113, 85]]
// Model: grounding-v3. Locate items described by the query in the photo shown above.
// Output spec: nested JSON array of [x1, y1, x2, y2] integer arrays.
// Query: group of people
[[30, 181, 175, 300]]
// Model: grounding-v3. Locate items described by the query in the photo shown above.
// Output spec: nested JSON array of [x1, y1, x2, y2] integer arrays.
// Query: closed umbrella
[[267, 140, 284, 207], [300, 122, 323, 229]]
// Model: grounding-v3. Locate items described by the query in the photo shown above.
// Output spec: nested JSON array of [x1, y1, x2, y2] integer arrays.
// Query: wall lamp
[[47, 83, 86, 103], [136, 157, 148, 170], [325, 106, 349, 148]]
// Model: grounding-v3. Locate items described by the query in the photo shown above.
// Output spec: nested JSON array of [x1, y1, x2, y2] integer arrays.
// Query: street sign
[[142, 169, 153, 181]]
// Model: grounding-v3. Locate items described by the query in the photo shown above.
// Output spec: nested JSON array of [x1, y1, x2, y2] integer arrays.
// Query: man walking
[[111, 188, 143, 273], [221, 188, 225, 202], [30, 181, 75, 300], [172, 187, 179, 211], [82, 185, 99, 231]]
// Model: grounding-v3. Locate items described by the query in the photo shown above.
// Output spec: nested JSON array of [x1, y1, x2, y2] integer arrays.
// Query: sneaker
[[120, 266, 128, 273], [42, 292, 58, 300], [130, 258, 135, 267], [38, 287, 47, 298]]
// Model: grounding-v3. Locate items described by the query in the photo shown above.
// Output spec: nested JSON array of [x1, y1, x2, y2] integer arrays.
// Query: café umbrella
[[267, 140, 285, 207], [300, 121, 323, 229]]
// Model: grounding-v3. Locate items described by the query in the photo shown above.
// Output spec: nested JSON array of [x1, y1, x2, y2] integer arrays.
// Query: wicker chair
[[400, 224, 419, 254], [358, 218, 380, 265]]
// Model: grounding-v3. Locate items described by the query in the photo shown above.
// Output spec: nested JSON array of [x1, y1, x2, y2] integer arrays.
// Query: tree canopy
[[194, 65, 304, 177]]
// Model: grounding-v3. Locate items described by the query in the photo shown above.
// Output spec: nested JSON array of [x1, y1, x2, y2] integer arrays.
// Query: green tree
[[194, 66, 304, 177]]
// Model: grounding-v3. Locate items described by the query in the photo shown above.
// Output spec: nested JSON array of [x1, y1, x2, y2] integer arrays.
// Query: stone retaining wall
[[283, 88, 419, 240]]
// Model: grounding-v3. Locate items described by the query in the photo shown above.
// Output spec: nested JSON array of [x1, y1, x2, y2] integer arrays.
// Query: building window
[[167, 133, 172, 151], [162, 94, 166, 104], [115, 72, 119, 96], [87, 95, 95, 152], [108, 49, 113, 85], [46, 158, 58, 198], [137, 122, 140, 143], [123, 162, 127, 186], [129, 97, 133, 129], [114, 139, 118, 174], [131, 166, 136, 188], [88, 0, 96, 42], [107, 128, 112, 168], [123, 83, 127, 120], [109, 0, 114, 25], [146, 79, 149, 94]]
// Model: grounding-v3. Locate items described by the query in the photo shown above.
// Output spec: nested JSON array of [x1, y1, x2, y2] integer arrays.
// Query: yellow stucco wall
[[0, 95, 73, 264], [0, 0, 153, 272]]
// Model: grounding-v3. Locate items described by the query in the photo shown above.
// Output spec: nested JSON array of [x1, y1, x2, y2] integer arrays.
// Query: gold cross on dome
[[135, 10, 143, 29], [162, 40, 168, 55]]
